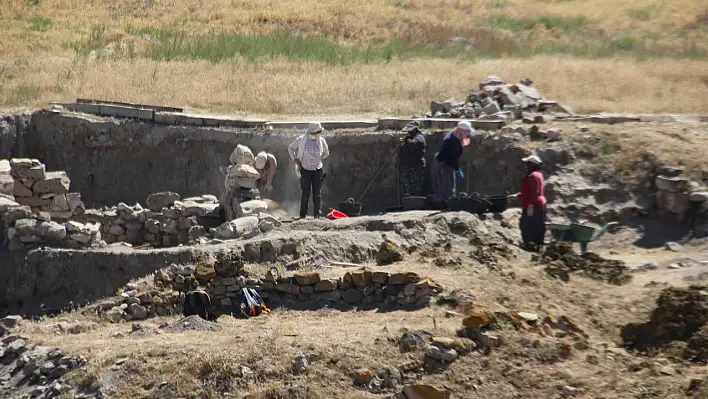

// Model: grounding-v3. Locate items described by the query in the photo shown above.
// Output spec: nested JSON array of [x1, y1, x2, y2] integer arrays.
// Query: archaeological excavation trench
[[1, 108, 707, 317]]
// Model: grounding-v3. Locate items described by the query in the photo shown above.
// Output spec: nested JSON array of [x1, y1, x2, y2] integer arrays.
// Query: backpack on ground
[[236, 287, 270, 318]]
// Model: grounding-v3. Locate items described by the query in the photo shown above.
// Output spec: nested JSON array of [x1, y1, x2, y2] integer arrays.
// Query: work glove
[[526, 206, 534, 217], [456, 169, 464, 179]]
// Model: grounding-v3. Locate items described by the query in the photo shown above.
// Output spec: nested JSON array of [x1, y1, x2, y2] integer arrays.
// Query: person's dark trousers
[[401, 166, 425, 196], [519, 205, 547, 251], [300, 167, 324, 218]]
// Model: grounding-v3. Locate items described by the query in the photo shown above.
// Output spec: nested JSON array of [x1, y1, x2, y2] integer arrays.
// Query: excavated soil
[[621, 285, 708, 358], [541, 242, 632, 285]]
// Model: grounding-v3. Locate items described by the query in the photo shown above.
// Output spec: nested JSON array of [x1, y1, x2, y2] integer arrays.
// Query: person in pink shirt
[[508, 155, 547, 251]]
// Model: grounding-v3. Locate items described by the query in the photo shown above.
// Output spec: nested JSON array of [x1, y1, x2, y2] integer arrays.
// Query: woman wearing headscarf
[[288, 122, 330, 219], [508, 155, 547, 251], [254, 151, 277, 197], [399, 121, 427, 197], [432, 121, 473, 201]]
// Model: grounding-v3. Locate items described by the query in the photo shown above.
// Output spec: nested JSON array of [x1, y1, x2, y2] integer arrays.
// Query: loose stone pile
[[427, 76, 574, 123], [94, 277, 186, 323], [0, 333, 92, 399]]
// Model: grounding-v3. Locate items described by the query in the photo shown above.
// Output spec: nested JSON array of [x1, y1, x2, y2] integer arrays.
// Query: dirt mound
[[621, 286, 708, 359], [164, 315, 222, 333], [541, 242, 632, 285]]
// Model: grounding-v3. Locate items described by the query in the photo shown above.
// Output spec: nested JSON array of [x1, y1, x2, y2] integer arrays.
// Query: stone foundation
[[95, 262, 444, 323]]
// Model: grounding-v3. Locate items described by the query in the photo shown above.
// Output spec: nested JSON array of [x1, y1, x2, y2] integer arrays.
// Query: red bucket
[[327, 208, 349, 220]]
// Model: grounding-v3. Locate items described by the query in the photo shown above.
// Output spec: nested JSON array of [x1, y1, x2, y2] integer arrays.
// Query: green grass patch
[[130, 27, 424, 64], [71, 24, 112, 56], [25, 16, 53, 32], [598, 135, 621, 156], [70, 22, 708, 63]]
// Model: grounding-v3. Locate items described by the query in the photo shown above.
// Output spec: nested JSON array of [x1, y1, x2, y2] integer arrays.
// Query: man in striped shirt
[[289, 122, 330, 219]]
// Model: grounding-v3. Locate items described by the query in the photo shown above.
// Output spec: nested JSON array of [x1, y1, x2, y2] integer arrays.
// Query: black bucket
[[484, 192, 510, 213], [337, 198, 362, 216], [468, 193, 492, 214], [447, 192, 470, 212], [402, 196, 427, 211], [426, 195, 448, 211]]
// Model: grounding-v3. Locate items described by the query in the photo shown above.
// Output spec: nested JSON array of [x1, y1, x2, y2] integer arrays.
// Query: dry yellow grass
[[2, 0, 706, 55], [2, 56, 708, 116], [1, 0, 707, 116]]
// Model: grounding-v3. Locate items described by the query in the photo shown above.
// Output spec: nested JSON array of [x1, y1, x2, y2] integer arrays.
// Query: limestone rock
[[351, 270, 373, 287], [1, 315, 22, 329], [195, 264, 216, 280], [690, 192, 708, 202], [353, 368, 375, 385], [399, 330, 433, 352], [12, 179, 33, 197], [462, 311, 493, 329], [0, 196, 20, 213], [431, 337, 467, 353], [291, 353, 309, 375], [241, 200, 268, 215], [389, 272, 420, 285], [2, 205, 30, 224], [276, 283, 300, 296], [376, 239, 405, 265], [127, 304, 148, 320], [342, 288, 363, 303], [146, 191, 180, 211], [424, 345, 458, 362], [213, 216, 260, 239], [479, 75, 504, 89], [655, 176, 689, 193], [258, 213, 281, 232], [402, 384, 451, 399], [314, 279, 337, 292], [294, 272, 320, 286], [34, 171, 70, 194]]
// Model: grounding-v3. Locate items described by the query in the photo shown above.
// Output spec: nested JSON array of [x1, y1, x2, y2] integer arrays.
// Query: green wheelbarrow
[[546, 220, 618, 254]]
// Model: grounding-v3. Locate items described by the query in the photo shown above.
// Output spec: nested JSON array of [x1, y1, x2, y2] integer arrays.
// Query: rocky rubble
[[0, 334, 95, 399], [427, 76, 574, 123]]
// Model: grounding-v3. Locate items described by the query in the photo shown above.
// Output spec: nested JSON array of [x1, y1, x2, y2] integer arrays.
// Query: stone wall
[[1, 111, 535, 213], [95, 262, 444, 323]]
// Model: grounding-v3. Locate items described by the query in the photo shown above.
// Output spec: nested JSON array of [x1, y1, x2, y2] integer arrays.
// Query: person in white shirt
[[288, 122, 330, 219]]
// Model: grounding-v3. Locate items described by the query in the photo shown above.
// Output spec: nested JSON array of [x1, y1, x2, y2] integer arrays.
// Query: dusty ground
[[6, 211, 708, 399]]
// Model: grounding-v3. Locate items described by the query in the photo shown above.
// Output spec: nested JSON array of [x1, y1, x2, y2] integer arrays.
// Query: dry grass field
[[1, 0, 707, 116]]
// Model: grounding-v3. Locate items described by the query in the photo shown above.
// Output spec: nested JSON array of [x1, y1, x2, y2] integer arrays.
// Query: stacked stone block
[[0, 159, 13, 200], [7, 158, 85, 220]]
